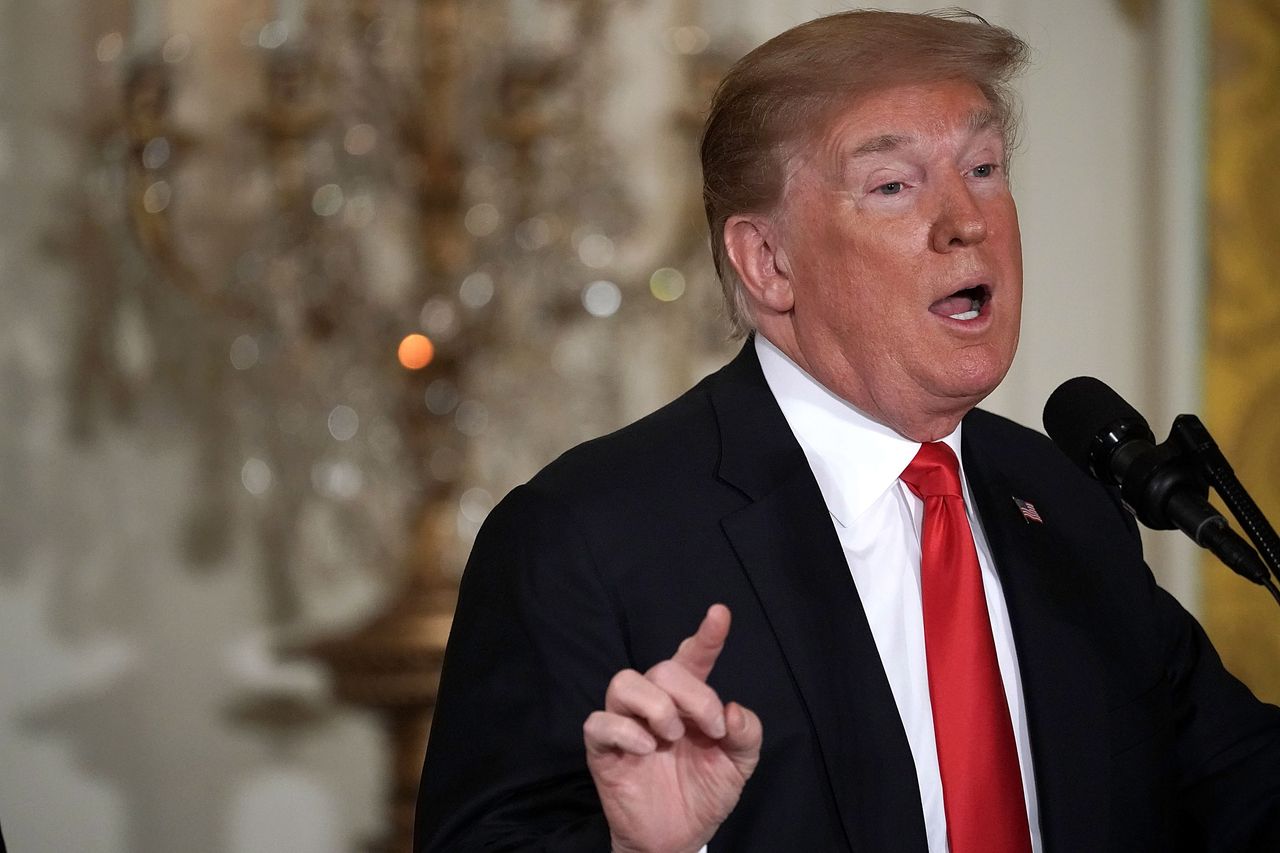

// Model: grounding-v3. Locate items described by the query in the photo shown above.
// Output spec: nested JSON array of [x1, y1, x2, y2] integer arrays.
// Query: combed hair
[[700, 8, 1030, 338]]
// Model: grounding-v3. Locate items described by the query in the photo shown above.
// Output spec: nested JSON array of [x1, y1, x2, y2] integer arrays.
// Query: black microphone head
[[1043, 376, 1154, 482]]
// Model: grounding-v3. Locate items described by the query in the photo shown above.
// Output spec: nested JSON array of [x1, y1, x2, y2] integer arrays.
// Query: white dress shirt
[[754, 335, 1042, 853]]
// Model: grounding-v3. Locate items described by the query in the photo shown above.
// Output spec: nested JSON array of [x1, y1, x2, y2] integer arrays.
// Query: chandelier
[[59, 0, 737, 847]]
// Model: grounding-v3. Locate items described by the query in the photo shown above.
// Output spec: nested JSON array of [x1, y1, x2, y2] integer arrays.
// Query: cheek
[[861, 220, 932, 277], [793, 215, 930, 325], [993, 201, 1024, 268]]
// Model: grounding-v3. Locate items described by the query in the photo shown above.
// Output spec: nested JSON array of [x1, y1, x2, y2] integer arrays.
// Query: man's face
[[765, 79, 1023, 440]]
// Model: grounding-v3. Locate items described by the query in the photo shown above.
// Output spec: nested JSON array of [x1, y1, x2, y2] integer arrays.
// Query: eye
[[971, 163, 999, 178], [876, 181, 903, 196]]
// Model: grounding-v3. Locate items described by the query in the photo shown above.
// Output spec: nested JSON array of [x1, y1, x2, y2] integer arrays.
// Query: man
[[415, 10, 1280, 852]]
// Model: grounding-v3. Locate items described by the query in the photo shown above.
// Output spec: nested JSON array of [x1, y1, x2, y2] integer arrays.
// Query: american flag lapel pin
[[1012, 496, 1043, 524]]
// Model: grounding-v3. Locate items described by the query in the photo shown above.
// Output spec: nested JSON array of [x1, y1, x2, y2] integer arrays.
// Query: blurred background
[[1, 0, 1276, 850]]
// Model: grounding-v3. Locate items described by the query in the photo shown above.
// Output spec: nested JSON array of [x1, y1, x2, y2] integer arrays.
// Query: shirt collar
[[754, 334, 964, 527]]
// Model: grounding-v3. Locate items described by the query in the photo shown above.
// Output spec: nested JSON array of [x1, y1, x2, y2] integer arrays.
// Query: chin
[[937, 355, 1014, 407]]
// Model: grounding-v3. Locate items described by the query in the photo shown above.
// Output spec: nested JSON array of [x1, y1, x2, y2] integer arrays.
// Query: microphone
[[1043, 377, 1270, 586]]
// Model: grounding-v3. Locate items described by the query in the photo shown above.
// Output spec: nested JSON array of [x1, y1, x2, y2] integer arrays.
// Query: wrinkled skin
[[726, 80, 1024, 441], [583, 605, 762, 853]]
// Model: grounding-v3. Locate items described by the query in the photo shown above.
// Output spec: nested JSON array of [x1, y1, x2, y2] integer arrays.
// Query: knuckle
[[639, 692, 678, 728], [647, 690, 677, 718], [607, 668, 640, 694], [583, 710, 607, 732], [647, 659, 679, 683]]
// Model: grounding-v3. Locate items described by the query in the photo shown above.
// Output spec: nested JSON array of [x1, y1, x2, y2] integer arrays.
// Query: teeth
[[948, 298, 982, 321]]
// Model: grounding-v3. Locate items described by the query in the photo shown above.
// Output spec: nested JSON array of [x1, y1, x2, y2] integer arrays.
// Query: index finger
[[670, 603, 731, 682]]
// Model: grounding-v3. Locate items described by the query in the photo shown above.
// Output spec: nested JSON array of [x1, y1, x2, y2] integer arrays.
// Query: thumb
[[720, 702, 762, 780]]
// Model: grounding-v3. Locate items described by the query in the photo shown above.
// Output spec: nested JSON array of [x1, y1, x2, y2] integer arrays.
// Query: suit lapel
[[705, 348, 1117, 851], [709, 343, 929, 853], [962, 419, 1108, 853]]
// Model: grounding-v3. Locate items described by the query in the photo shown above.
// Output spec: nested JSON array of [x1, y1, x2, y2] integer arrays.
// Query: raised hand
[[582, 604, 763, 853]]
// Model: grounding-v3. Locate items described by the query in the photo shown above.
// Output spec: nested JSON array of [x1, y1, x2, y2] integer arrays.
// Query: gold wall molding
[[1206, 0, 1280, 704]]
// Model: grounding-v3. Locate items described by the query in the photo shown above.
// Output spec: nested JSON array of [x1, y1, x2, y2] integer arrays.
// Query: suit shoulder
[[524, 373, 721, 507], [965, 407, 1076, 474], [964, 406, 1138, 536], [966, 406, 1052, 448]]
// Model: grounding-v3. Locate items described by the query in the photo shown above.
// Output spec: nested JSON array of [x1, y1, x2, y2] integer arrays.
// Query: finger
[[604, 669, 685, 741], [670, 603, 731, 682], [646, 659, 726, 739], [719, 701, 763, 778], [583, 710, 657, 756]]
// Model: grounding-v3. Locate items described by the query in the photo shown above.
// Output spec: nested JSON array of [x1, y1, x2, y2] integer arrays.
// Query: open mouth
[[929, 285, 990, 321]]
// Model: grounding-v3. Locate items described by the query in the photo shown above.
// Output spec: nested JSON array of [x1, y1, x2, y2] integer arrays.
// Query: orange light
[[398, 333, 435, 370]]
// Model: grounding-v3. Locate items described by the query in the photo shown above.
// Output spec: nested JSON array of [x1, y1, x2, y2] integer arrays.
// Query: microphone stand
[[1170, 415, 1280, 609]]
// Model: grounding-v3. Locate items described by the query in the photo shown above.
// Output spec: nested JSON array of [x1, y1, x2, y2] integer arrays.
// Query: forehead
[[809, 79, 1002, 163]]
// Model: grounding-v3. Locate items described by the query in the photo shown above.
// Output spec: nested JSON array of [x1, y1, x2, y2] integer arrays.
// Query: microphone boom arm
[[1118, 439, 1272, 590], [1171, 414, 1280, 588]]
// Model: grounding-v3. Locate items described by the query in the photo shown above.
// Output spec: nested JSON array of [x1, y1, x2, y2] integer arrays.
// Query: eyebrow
[[847, 133, 911, 158], [844, 108, 1002, 160]]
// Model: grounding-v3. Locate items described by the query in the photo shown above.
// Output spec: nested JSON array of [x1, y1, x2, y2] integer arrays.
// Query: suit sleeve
[[1158, 584, 1280, 852], [413, 483, 628, 852], [1107, 482, 1280, 851]]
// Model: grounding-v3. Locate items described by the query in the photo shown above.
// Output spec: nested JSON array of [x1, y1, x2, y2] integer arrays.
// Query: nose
[[929, 180, 988, 252]]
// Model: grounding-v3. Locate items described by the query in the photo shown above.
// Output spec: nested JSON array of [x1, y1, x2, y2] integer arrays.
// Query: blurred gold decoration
[[294, 3, 667, 847], [54, 0, 739, 848], [246, 48, 331, 214], [122, 59, 211, 311], [300, 503, 457, 853], [1205, 0, 1280, 704], [296, 3, 477, 848]]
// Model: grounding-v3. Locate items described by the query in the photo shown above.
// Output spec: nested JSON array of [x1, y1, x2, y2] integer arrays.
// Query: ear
[[724, 214, 794, 315]]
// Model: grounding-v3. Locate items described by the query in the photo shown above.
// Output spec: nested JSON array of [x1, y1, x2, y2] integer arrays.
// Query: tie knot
[[900, 441, 963, 499]]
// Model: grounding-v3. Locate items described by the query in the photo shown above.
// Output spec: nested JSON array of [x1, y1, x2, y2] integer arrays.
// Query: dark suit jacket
[[415, 342, 1280, 852]]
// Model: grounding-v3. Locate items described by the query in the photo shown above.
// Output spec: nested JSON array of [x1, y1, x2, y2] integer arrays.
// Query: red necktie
[[900, 442, 1031, 853]]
